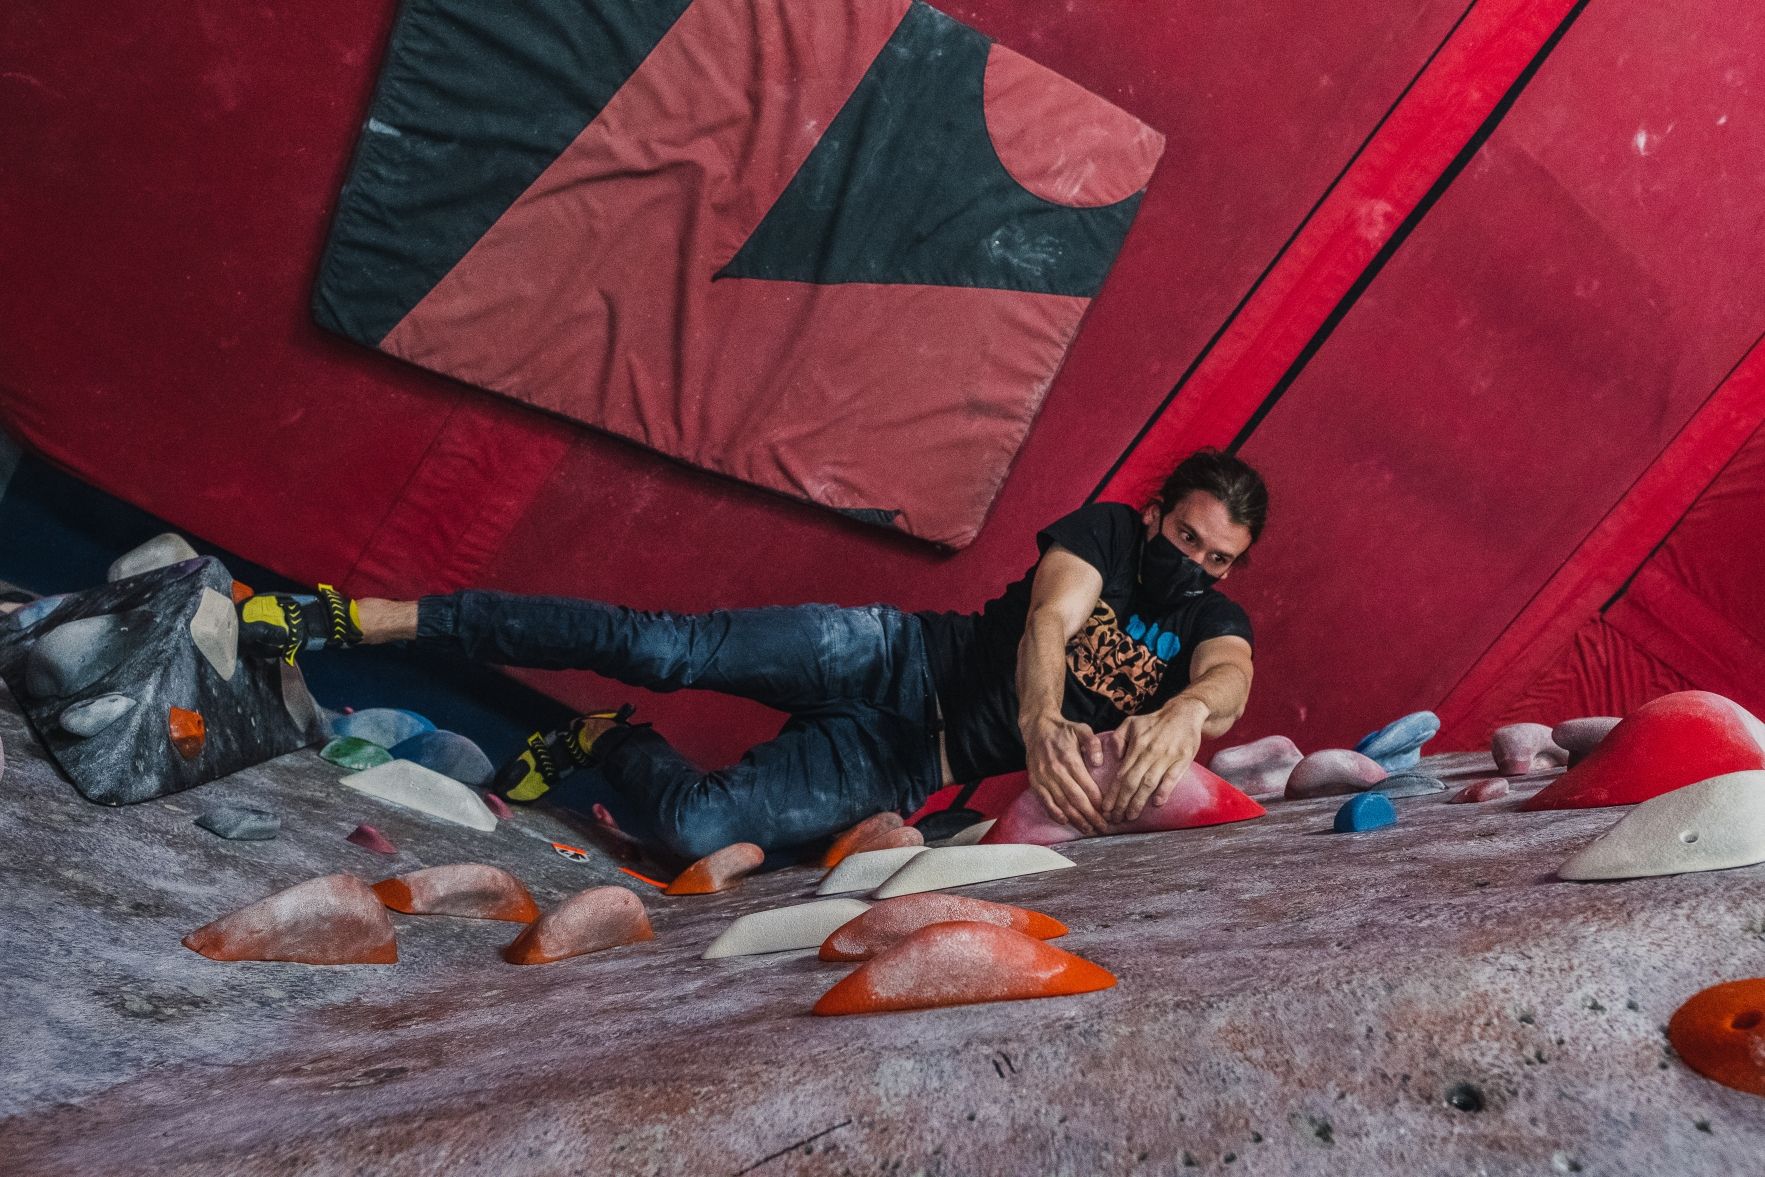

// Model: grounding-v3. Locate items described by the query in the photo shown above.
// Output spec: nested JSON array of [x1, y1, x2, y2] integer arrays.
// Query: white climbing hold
[[870, 844, 1076, 899], [339, 759, 498, 832], [702, 898, 872, 959], [1559, 771, 1765, 881], [189, 586, 238, 682], [107, 532, 199, 582], [817, 846, 927, 895], [60, 693, 138, 737], [930, 818, 997, 847]]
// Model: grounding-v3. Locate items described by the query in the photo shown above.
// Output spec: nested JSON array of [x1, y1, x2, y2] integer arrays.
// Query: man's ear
[[1140, 502, 1161, 534]]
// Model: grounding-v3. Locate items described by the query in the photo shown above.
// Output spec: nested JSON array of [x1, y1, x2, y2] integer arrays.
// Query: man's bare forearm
[[1162, 661, 1251, 740], [1015, 605, 1072, 733]]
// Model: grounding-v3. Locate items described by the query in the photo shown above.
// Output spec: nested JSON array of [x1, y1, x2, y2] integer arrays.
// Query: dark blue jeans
[[416, 591, 944, 859]]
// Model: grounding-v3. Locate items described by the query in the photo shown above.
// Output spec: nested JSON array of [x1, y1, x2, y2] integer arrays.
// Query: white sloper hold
[[933, 819, 997, 848], [189, 586, 239, 682], [1559, 771, 1765, 881], [870, 844, 1076, 899], [107, 532, 199, 582], [339, 759, 498, 832], [702, 898, 871, 959], [817, 846, 927, 896]]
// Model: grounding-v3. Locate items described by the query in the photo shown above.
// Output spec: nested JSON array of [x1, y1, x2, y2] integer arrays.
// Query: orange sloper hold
[[821, 812, 904, 868], [1669, 979, 1765, 1097], [821, 894, 1067, 961], [813, 920, 1114, 1015], [168, 706, 206, 760], [851, 824, 924, 856], [182, 873, 397, 965], [665, 842, 765, 895], [503, 886, 654, 964], [371, 863, 540, 924]]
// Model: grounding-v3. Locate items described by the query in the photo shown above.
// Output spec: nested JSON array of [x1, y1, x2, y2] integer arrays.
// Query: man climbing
[[238, 448, 1267, 859]]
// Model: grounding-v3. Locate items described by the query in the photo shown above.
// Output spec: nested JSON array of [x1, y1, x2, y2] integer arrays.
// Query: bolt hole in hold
[[1444, 1082, 1485, 1113], [1732, 1011, 1763, 1031], [1681, 830, 1699, 843]]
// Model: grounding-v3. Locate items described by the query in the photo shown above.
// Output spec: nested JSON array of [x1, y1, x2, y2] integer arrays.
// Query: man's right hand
[[1021, 712, 1109, 835]]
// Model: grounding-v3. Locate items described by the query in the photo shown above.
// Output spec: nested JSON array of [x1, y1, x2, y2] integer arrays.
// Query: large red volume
[[813, 920, 1114, 1015]]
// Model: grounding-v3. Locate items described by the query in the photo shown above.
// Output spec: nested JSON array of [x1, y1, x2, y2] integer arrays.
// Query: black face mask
[[1138, 528, 1217, 609]]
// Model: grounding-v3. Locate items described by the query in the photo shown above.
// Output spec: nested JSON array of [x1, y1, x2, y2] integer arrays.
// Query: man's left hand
[[1105, 698, 1208, 823]]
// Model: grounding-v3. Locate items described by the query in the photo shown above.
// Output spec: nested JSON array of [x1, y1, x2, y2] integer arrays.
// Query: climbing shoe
[[492, 704, 637, 804], [238, 584, 363, 664]]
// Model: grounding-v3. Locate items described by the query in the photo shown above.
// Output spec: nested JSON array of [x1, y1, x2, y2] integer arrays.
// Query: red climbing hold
[[852, 824, 925, 855], [1669, 978, 1765, 1097], [813, 920, 1114, 1015], [371, 863, 540, 923], [665, 842, 765, 895], [168, 706, 206, 760], [1522, 691, 1765, 811], [503, 886, 653, 964], [182, 873, 397, 965], [822, 812, 904, 868], [820, 894, 1067, 961]]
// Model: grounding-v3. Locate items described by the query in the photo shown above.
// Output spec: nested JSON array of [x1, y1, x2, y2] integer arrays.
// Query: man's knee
[[655, 785, 748, 861]]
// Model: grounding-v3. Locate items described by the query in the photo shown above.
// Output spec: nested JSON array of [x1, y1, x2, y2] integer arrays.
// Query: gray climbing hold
[[1371, 772, 1447, 799], [188, 586, 238, 682], [1354, 711, 1440, 772], [59, 693, 138, 737], [24, 613, 138, 697], [332, 708, 435, 748], [108, 532, 199, 582], [194, 806, 280, 841]]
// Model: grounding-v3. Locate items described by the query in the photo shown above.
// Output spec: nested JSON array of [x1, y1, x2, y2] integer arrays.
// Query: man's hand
[[1106, 698, 1208, 823], [1021, 711, 1109, 835]]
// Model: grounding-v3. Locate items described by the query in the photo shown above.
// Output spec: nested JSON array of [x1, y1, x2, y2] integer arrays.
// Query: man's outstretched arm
[[1016, 546, 1111, 834], [1105, 635, 1254, 822]]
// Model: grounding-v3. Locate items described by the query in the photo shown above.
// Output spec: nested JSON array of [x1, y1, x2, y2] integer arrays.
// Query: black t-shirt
[[917, 502, 1254, 782]]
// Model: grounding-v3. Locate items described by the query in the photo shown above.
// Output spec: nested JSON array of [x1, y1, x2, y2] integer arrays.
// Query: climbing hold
[[339, 759, 499, 831], [346, 824, 399, 855], [59, 693, 137, 737], [182, 873, 397, 964], [320, 736, 393, 771], [388, 730, 494, 788], [703, 898, 872, 959], [1492, 722, 1568, 776], [194, 806, 280, 841], [1354, 711, 1440, 772], [1669, 978, 1765, 1097], [1370, 772, 1446, 799], [168, 706, 206, 759], [229, 579, 256, 604], [1553, 716, 1621, 766], [1333, 793, 1397, 832], [108, 532, 199, 582], [1208, 734, 1302, 797], [503, 886, 653, 964], [870, 844, 1075, 899], [813, 921, 1114, 1015], [24, 613, 138, 697], [934, 819, 996, 847], [822, 812, 904, 868], [821, 894, 1067, 961], [851, 824, 925, 855], [664, 843, 765, 894], [1285, 749, 1387, 799], [483, 791, 514, 821], [371, 863, 540, 922], [1448, 777, 1509, 804], [817, 847, 927, 896], [1523, 692, 1765, 811], [331, 707, 436, 749], [9, 594, 68, 631], [1559, 772, 1765, 881], [188, 586, 239, 682]]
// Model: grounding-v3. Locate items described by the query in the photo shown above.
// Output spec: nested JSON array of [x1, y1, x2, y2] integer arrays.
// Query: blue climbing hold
[[389, 729, 494, 788], [1334, 792, 1397, 833], [1354, 710, 1441, 772], [331, 707, 435, 749]]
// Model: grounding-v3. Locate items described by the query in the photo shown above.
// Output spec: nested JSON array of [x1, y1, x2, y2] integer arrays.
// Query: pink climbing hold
[[852, 824, 925, 855], [982, 729, 1263, 845], [1523, 691, 1765, 811], [183, 874, 398, 965], [371, 864, 540, 923], [503, 886, 653, 964], [813, 921, 1115, 1015], [821, 894, 1067, 961], [345, 823, 399, 856], [1448, 777, 1509, 804], [483, 792, 514, 821], [1285, 749, 1387, 799], [1207, 734, 1302, 798], [1552, 716, 1621, 766], [1491, 723, 1567, 776]]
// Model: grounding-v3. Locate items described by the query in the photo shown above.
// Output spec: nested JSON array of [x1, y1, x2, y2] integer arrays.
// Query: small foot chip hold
[[346, 823, 399, 856], [1333, 792, 1396, 833], [822, 812, 904, 868], [503, 886, 653, 964], [321, 736, 393, 771], [702, 898, 871, 959], [182, 873, 397, 965], [869, 844, 1075, 899], [821, 894, 1067, 961], [372, 864, 540, 923], [483, 792, 514, 821], [812, 921, 1113, 1015], [1448, 777, 1509, 804], [195, 806, 280, 841], [1669, 978, 1765, 1097], [664, 843, 765, 895], [168, 706, 207, 759]]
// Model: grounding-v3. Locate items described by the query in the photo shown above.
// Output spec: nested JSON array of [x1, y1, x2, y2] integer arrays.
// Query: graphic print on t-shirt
[[1065, 601, 1178, 713]]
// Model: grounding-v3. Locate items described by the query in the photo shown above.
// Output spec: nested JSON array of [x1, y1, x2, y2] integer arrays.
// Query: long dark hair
[[1154, 448, 1270, 546]]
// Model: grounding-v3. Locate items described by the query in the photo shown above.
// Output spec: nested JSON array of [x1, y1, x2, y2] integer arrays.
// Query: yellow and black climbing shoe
[[238, 584, 363, 664], [492, 704, 637, 804]]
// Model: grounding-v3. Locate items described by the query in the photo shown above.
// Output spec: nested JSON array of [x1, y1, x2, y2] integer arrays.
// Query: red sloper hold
[[503, 886, 654, 965], [182, 873, 397, 965], [371, 864, 540, 924], [822, 813, 904, 868], [665, 842, 765, 894], [820, 894, 1068, 961], [813, 921, 1114, 1015], [1521, 691, 1765, 811]]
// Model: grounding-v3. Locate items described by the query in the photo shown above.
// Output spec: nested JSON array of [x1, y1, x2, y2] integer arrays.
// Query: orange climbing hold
[[664, 842, 765, 895], [813, 920, 1114, 1015], [1669, 978, 1765, 1097], [851, 824, 925, 856], [503, 886, 654, 964], [182, 873, 397, 965], [822, 812, 904, 868], [821, 894, 1067, 961], [371, 863, 540, 923], [229, 580, 255, 604], [168, 706, 206, 759]]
